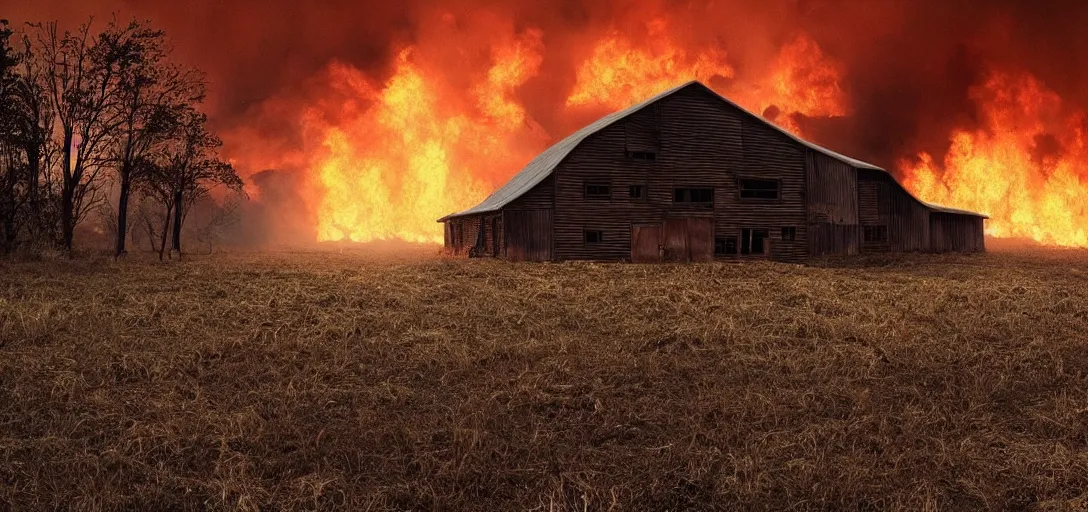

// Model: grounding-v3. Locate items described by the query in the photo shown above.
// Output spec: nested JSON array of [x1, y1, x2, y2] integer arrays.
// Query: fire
[[305, 29, 546, 244], [565, 19, 735, 109], [566, 30, 848, 137], [302, 25, 852, 244], [902, 72, 1088, 247]]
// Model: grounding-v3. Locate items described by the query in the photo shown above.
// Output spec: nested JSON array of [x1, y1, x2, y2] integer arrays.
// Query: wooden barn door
[[686, 218, 714, 262], [503, 209, 553, 261], [659, 217, 714, 262], [631, 225, 663, 262], [662, 218, 689, 262]]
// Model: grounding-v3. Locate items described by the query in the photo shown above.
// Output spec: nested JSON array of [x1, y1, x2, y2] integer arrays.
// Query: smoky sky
[[7, 0, 1088, 183]]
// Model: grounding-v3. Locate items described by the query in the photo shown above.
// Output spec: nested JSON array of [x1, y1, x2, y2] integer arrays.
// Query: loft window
[[584, 183, 611, 199], [741, 228, 769, 255], [739, 179, 780, 200], [629, 185, 644, 199], [781, 227, 796, 241], [674, 188, 714, 204], [863, 225, 888, 243], [626, 151, 657, 162], [584, 230, 603, 244], [715, 236, 738, 256]]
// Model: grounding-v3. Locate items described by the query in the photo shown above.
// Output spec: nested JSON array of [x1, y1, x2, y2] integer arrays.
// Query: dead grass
[[1, 248, 1087, 511]]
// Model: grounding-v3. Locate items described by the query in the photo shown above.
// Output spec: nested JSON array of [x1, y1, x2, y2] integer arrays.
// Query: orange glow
[[565, 19, 735, 109], [305, 28, 547, 244], [902, 72, 1088, 247], [566, 30, 848, 137]]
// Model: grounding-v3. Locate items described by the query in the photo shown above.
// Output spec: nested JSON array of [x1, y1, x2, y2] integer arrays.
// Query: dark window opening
[[629, 185, 644, 199], [863, 225, 888, 243], [739, 179, 780, 200], [740, 228, 769, 255], [674, 187, 714, 204], [584, 183, 611, 199], [781, 226, 796, 241], [584, 230, 604, 244], [715, 236, 738, 256], [626, 150, 657, 162]]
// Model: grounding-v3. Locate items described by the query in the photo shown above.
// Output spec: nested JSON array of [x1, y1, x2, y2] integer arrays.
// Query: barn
[[437, 81, 986, 262]]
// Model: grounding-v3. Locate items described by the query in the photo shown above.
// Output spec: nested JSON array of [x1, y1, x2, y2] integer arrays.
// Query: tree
[[101, 18, 204, 257], [0, 19, 23, 253], [143, 108, 242, 259], [34, 20, 126, 252]]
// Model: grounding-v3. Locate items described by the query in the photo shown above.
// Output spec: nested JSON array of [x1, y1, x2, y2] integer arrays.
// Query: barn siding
[[806, 150, 859, 256], [552, 87, 807, 262], [858, 170, 928, 253], [930, 213, 986, 253]]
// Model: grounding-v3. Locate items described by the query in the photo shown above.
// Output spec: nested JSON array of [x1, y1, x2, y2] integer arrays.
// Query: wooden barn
[[438, 81, 986, 262]]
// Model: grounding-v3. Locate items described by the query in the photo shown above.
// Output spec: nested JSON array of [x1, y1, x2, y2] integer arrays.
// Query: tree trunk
[[171, 188, 183, 258], [25, 145, 39, 239], [60, 131, 75, 253], [114, 162, 131, 257], [158, 203, 171, 261], [61, 181, 75, 253]]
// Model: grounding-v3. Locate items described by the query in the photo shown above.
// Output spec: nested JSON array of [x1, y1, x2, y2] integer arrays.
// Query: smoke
[[8, 0, 1088, 246]]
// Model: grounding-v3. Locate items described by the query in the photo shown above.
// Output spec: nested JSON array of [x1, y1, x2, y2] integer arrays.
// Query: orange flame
[[902, 72, 1088, 247], [566, 30, 848, 137], [565, 19, 735, 109], [305, 29, 547, 244]]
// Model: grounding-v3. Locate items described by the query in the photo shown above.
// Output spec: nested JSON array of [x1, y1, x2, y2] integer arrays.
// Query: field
[[1, 247, 1087, 511]]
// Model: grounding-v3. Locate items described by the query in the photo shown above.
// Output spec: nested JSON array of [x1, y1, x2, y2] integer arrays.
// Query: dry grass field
[[1, 246, 1088, 511]]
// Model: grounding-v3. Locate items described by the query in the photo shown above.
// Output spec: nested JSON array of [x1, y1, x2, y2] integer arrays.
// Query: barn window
[[674, 188, 714, 204], [741, 228, 769, 255], [781, 227, 796, 241], [629, 185, 645, 199], [626, 150, 657, 162], [584, 183, 611, 199], [584, 230, 604, 244], [715, 236, 737, 255], [863, 225, 888, 243], [739, 179, 780, 200]]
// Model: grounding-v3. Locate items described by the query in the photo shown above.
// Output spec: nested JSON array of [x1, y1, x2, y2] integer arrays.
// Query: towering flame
[[306, 30, 547, 244], [565, 19, 735, 109], [902, 72, 1088, 247], [565, 30, 848, 137]]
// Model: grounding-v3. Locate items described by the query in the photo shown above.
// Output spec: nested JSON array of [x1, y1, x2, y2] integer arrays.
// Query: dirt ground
[[1, 247, 1087, 510]]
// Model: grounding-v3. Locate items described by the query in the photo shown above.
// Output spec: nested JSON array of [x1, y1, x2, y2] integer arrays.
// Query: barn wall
[[806, 150, 859, 256], [551, 86, 808, 262], [930, 213, 986, 253], [858, 170, 930, 253], [442, 215, 482, 256]]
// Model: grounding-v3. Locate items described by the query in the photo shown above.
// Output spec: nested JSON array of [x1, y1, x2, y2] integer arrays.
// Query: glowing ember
[[902, 72, 1088, 247]]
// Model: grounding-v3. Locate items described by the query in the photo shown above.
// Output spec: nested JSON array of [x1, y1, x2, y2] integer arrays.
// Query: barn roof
[[438, 81, 986, 221]]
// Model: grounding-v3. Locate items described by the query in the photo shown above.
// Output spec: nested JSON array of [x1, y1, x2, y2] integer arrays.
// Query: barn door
[[662, 218, 689, 262], [631, 224, 663, 262], [503, 209, 553, 261], [659, 217, 714, 262], [686, 218, 714, 262]]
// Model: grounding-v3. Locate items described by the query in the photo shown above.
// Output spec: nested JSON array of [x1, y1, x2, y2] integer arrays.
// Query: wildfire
[[233, 7, 1083, 250], [902, 72, 1088, 247], [305, 29, 546, 244], [566, 30, 848, 137], [565, 19, 735, 109]]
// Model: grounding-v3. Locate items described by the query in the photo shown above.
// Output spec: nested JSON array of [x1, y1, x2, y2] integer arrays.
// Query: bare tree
[[152, 107, 242, 258], [0, 20, 22, 253], [34, 19, 126, 252], [103, 18, 204, 257]]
